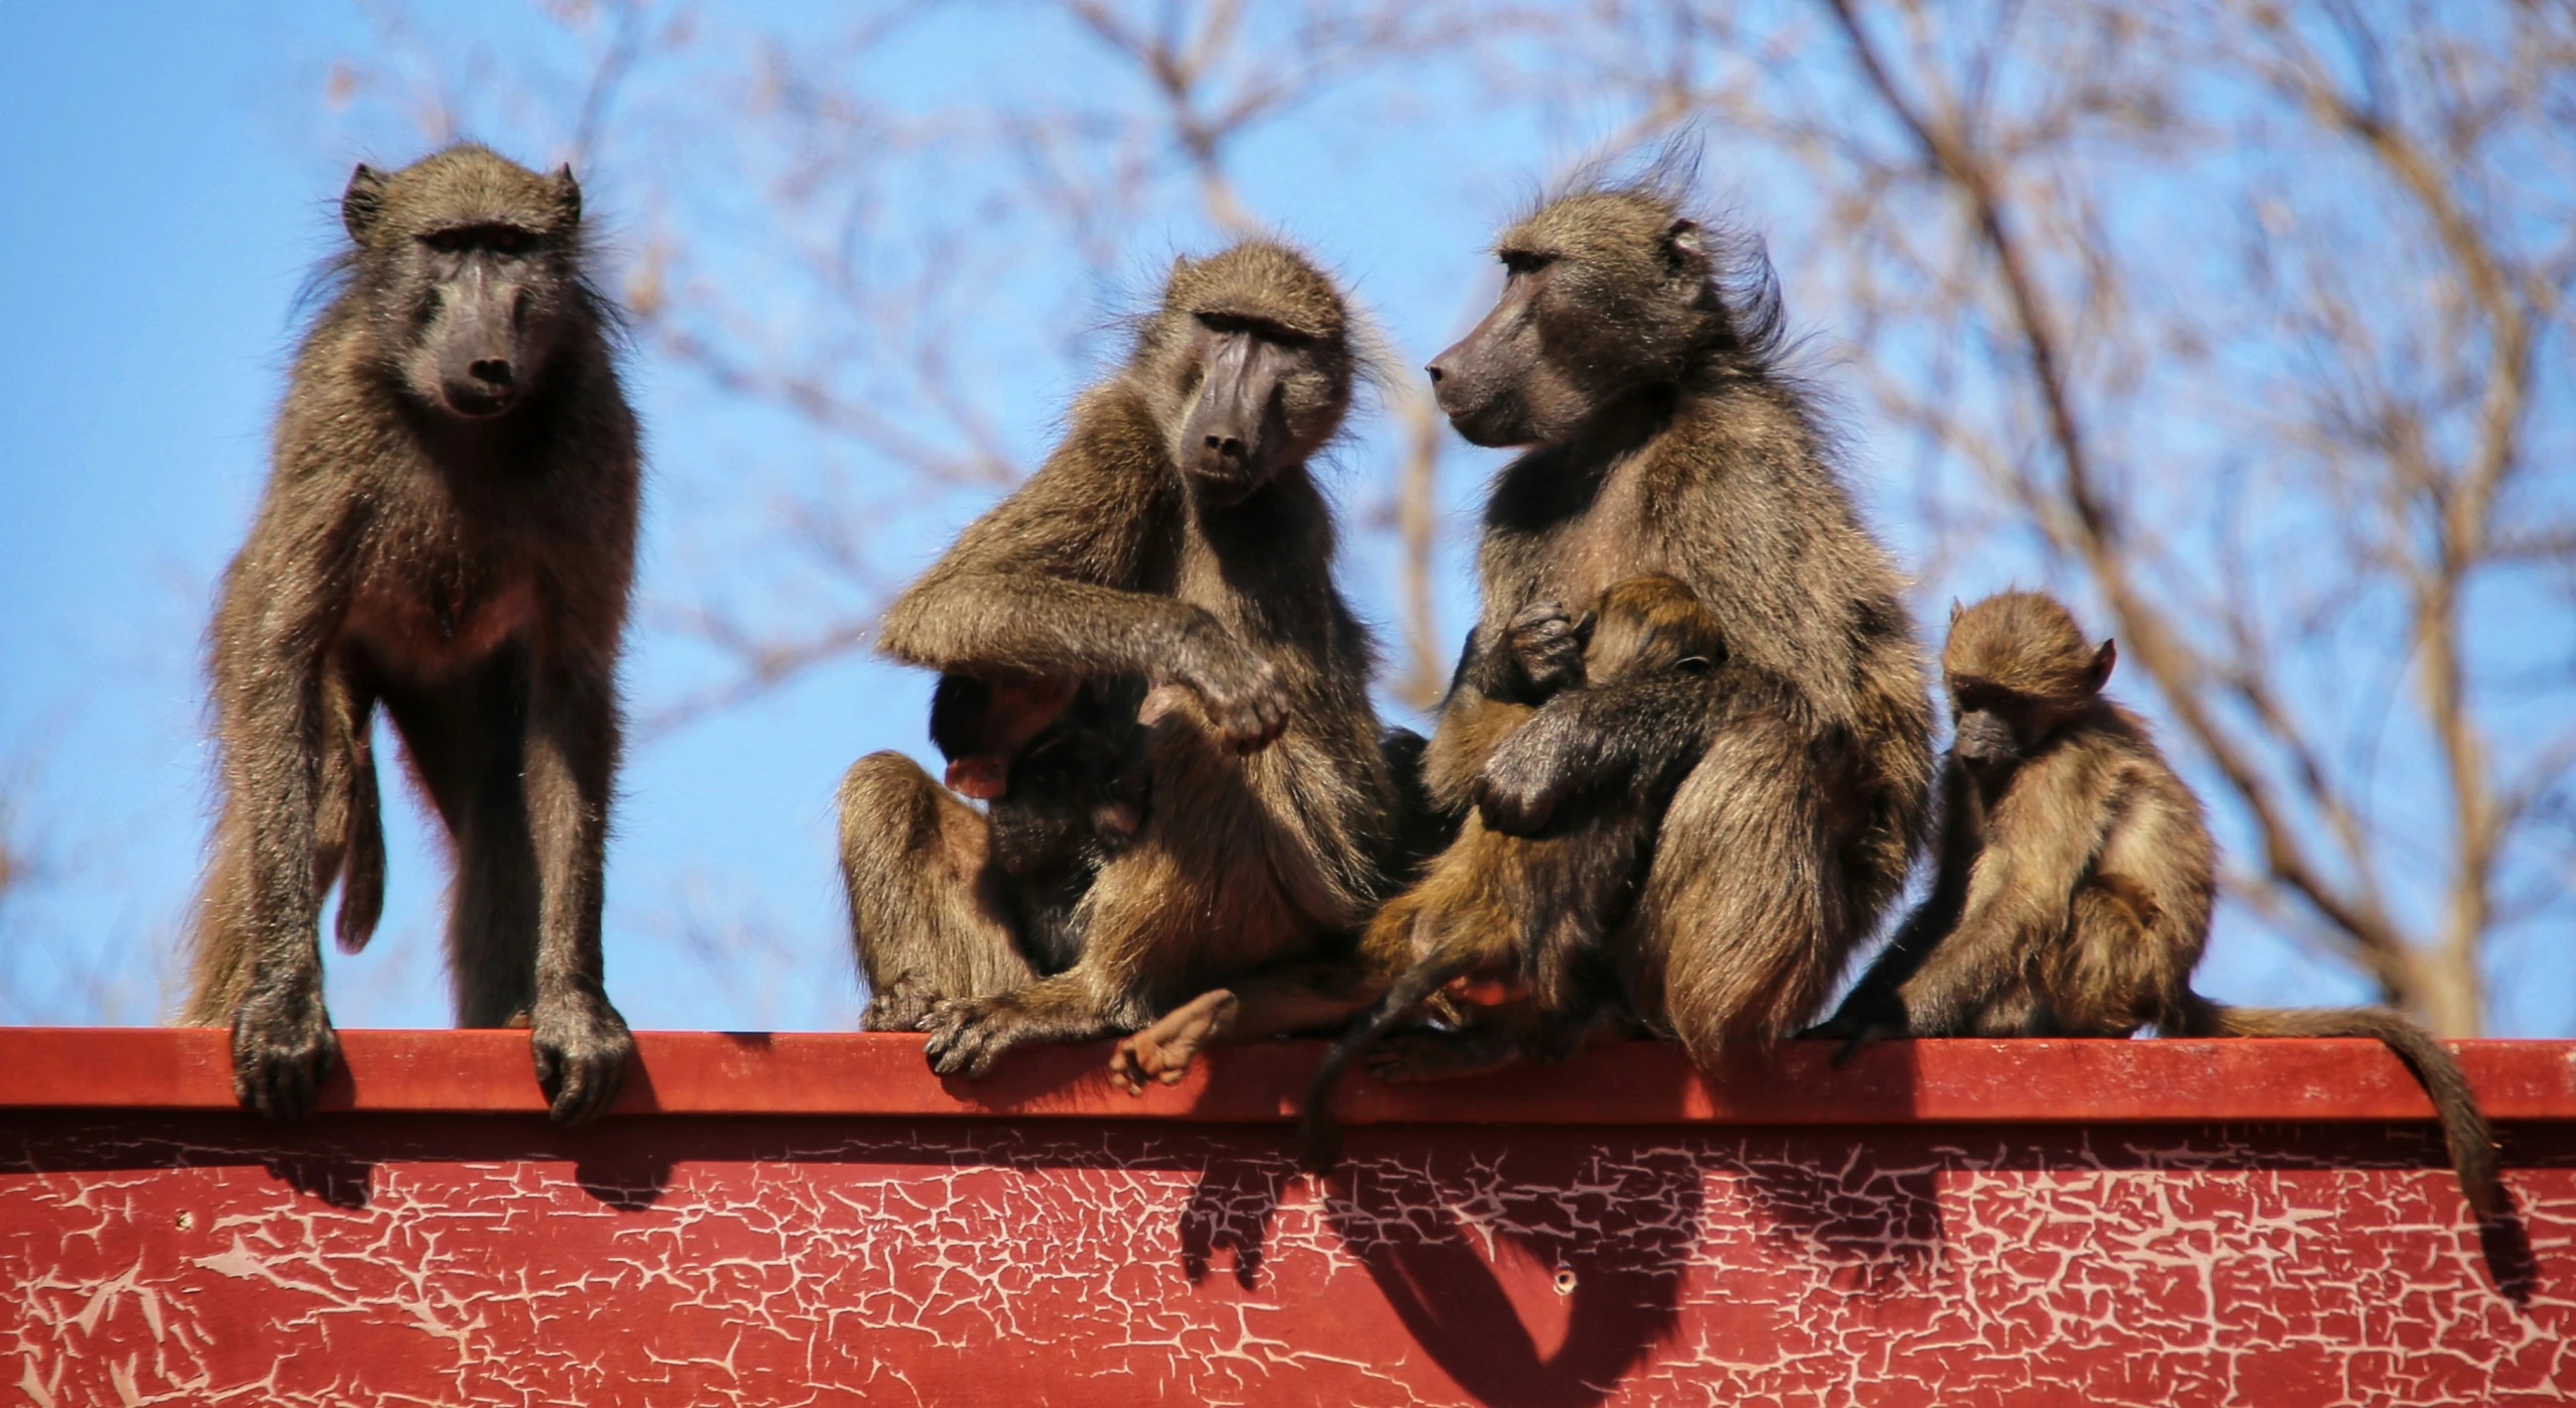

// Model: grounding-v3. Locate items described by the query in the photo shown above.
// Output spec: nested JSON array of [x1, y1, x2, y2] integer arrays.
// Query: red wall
[[4, 1030, 2569, 1406]]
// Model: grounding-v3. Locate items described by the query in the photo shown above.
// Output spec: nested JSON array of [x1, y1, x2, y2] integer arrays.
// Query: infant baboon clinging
[[1402, 172, 1935, 1068], [839, 240, 1403, 1076], [1808, 591, 2503, 1218], [1298, 575, 1780, 1168], [182, 144, 638, 1126]]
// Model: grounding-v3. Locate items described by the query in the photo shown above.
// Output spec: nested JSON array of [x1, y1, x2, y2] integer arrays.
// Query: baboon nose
[[1204, 434, 1244, 460], [469, 358, 515, 389], [1425, 361, 1446, 385]]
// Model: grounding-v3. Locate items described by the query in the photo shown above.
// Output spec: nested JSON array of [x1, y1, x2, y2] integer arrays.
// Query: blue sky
[[2, 2, 2566, 1035]]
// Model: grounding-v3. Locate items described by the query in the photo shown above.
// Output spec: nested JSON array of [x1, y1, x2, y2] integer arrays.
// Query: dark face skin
[[1425, 253, 1593, 448], [1946, 640, 2116, 775], [394, 220, 565, 419], [1171, 314, 1335, 505]]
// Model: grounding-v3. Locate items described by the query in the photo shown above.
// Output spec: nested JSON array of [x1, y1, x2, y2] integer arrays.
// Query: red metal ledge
[[7, 1030, 2573, 1406], [1, 1026, 2571, 1122]]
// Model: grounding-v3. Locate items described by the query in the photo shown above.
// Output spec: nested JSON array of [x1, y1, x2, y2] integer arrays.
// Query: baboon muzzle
[[1954, 710, 2020, 769], [1181, 333, 1289, 499], [435, 264, 530, 418]]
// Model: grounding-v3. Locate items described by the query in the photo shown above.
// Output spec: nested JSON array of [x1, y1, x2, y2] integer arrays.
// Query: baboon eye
[[423, 229, 466, 253], [1675, 656, 1714, 675], [1499, 250, 1556, 278], [492, 228, 527, 253]]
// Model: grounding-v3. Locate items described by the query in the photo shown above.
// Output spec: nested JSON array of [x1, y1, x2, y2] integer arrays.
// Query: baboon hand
[[531, 991, 634, 1126], [1165, 632, 1290, 753], [1504, 599, 1591, 699], [860, 984, 941, 1033], [1472, 741, 1571, 835], [921, 994, 1038, 1079], [1798, 994, 1906, 1068], [230, 985, 341, 1120]]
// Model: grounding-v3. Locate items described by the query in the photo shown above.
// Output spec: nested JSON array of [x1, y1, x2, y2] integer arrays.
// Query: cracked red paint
[[2, 1031, 2569, 1406]]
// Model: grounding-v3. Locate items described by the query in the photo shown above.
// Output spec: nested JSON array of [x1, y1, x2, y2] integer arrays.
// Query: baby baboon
[[1299, 576, 1779, 1167], [1808, 591, 2502, 1218], [838, 240, 1401, 1076], [182, 145, 638, 1125], [1402, 172, 1935, 1068], [927, 671, 1150, 974]]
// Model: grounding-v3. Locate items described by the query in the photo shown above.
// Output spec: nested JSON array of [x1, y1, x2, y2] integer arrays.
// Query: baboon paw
[[1108, 990, 1239, 1094], [1505, 599, 1590, 698], [231, 999, 340, 1121], [921, 997, 1026, 1079], [532, 996, 634, 1126], [861, 987, 939, 1033], [1472, 763, 1562, 835]]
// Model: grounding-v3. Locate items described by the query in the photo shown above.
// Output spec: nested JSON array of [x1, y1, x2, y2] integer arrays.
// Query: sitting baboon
[[1806, 591, 2503, 1218], [1392, 174, 1933, 1073], [837, 240, 1402, 1076], [182, 144, 638, 1125], [1298, 576, 1784, 1167]]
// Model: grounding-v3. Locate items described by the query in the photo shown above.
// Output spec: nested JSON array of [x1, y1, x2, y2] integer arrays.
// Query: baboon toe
[[230, 1009, 340, 1121], [532, 997, 634, 1126]]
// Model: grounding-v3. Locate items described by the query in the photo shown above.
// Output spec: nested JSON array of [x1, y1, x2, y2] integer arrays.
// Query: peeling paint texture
[[6, 1109, 2569, 1406]]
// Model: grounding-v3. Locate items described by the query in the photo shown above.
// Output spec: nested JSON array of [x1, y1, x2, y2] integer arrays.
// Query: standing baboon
[[182, 145, 638, 1125], [1396, 177, 1935, 1069], [1807, 591, 2503, 1217], [837, 240, 1401, 1077], [1298, 575, 1782, 1166]]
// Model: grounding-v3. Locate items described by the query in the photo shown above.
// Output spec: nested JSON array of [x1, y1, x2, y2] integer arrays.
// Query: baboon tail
[[2180, 993, 2503, 1219], [1296, 948, 1480, 1174], [333, 738, 386, 955]]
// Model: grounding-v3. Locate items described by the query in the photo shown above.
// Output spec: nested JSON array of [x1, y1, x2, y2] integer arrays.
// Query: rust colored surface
[[4, 1029, 2571, 1406]]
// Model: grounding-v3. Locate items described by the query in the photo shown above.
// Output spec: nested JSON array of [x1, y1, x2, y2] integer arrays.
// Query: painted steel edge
[[1, 1027, 2570, 1124]]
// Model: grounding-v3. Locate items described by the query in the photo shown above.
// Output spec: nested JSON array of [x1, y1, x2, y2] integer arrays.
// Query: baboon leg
[[838, 750, 1035, 1032], [383, 656, 541, 1028], [316, 663, 386, 955], [2039, 877, 2175, 1038], [1106, 958, 1388, 1093]]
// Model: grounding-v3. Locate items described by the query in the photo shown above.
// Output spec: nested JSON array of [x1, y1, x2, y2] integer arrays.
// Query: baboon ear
[[342, 164, 387, 244], [552, 165, 582, 226], [1948, 597, 1966, 627], [2084, 639, 2118, 694], [1662, 218, 1705, 271]]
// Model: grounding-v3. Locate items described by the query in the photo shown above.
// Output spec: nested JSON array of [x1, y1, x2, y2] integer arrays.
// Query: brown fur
[[1406, 179, 1935, 1068], [181, 144, 638, 1125], [1811, 591, 2503, 1219], [1297, 575, 1779, 1167], [837, 240, 1401, 1078]]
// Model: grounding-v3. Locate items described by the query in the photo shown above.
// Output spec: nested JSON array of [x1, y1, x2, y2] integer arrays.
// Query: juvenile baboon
[[1298, 575, 1779, 1167], [182, 144, 638, 1125], [927, 671, 1150, 973], [1396, 174, 1935, 1069], [838, 240, 1401, 1076], [1808, 591, 2503, 1218]]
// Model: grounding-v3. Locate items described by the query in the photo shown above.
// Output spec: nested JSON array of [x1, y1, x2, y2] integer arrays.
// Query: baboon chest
[[342, 542, 539, 680], [1511, 451, 1661, 614]]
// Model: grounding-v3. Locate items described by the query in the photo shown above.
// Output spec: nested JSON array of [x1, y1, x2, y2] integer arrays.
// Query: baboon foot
[[921, 993, 1053, 1079], [1363, 1028, 1522, 1085], [230, 986, 341, 1120], [532, 991, 634, 1126], [861, 984, 940, 1033], [1108, 989, 1240, 1094]]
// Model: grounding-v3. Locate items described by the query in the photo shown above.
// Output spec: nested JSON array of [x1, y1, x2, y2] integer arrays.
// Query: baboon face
[[1942, 592, 2116, 771], [342, 147, 588, 420], [1430, 192, 1719, 448], [1151, 243, 1354, 506]]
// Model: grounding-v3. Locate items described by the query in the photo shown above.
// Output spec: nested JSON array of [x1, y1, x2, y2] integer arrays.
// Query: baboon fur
[[1406, 178, 1936, 1068], [1301, 575, 1784, 1165], [1810, 591, 2503, 1218], [182, 144, 638, 1125], [837, 239, 1401, 1078]]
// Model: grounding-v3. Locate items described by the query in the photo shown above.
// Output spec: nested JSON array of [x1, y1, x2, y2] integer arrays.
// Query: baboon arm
[[519, 655, 632, 1124], [1472, 676, 1719, 833], [882, 572, 1228, 679], [1821, 759, 1976, 1026], [1894, 765, 2106, 1034]]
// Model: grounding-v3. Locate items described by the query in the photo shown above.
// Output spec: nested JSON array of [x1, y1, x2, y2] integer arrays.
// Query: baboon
[[1394, 175, 1934, 1071], [926, 671, 1150, 973], [1298, 575, 1779, 1167], [837, 240, 1402, 1076], [181, 144, 638, 1126], [1807, 591, 2503, 1218]]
